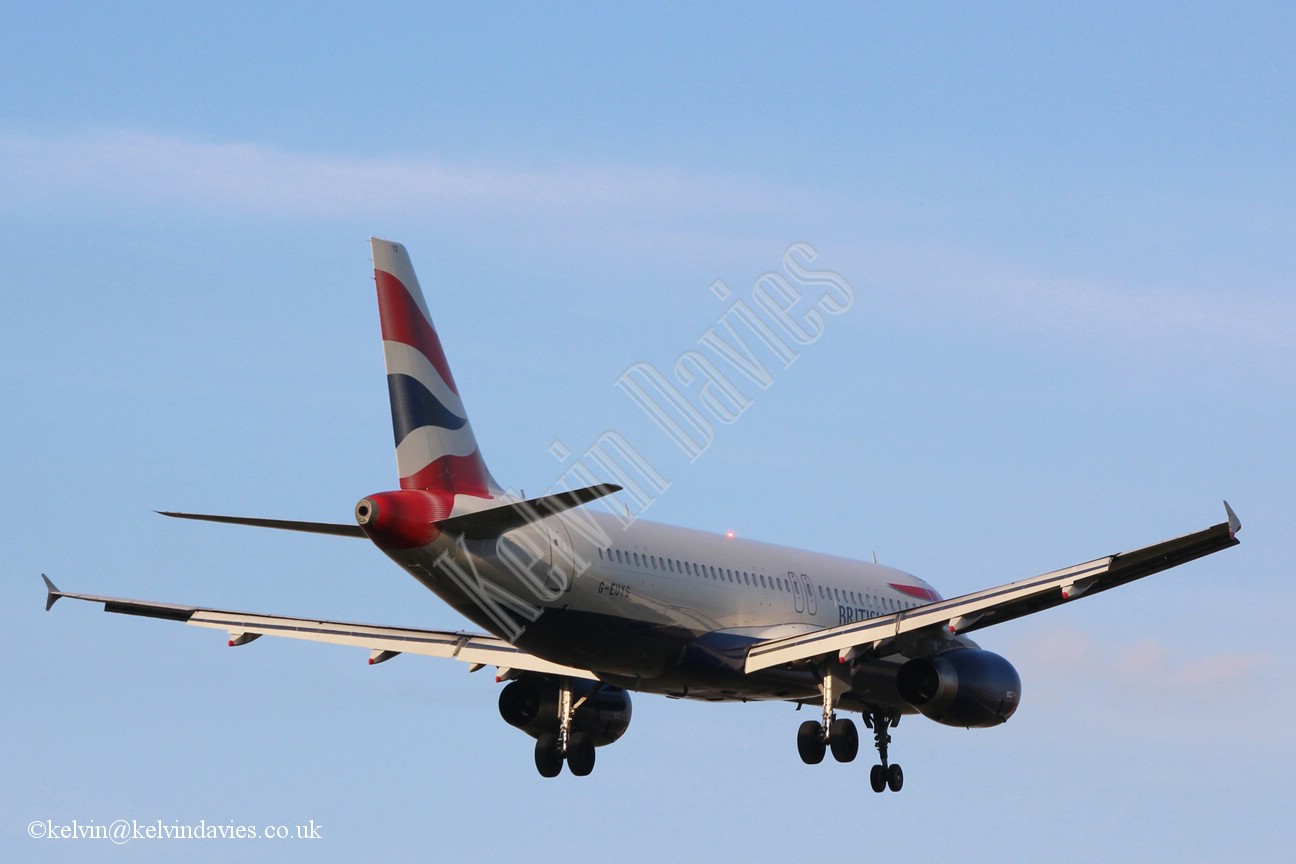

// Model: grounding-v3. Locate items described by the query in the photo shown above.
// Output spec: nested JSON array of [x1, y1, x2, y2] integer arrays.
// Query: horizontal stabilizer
[[435, 483, 622, 540], [157, 511, 366, 538]]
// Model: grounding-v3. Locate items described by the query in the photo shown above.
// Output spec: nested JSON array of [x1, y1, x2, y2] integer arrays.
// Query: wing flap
[[744, 503, 1241, 673], [42, 577, 595, 679]]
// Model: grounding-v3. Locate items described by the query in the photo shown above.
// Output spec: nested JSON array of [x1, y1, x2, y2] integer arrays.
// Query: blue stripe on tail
[[387, 373, 467, 445]]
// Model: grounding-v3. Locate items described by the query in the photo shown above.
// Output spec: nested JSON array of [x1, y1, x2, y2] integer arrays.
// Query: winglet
[[42, 574, 62, 611], [1224, 500, 1241, 539]]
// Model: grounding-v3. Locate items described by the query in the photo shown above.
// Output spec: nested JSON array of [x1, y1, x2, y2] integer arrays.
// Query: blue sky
[[3, 3, 1292, 861]]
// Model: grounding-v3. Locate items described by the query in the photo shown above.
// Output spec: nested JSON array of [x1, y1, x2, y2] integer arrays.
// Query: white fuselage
[[377, 505, 950, 705]]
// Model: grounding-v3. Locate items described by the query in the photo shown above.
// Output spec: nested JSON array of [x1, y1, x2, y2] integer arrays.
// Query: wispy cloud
[[871, 242, 1295, 356], [0, 128, 783, 221], [6, 127, 1289, 356], [1004, 626, 1286, 722]]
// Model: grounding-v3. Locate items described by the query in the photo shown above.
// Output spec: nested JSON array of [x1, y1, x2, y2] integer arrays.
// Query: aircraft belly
[[514, 608, 697, 678]]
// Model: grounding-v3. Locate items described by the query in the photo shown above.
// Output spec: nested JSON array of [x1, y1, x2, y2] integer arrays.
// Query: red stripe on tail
[[374, 269, 459, 393]]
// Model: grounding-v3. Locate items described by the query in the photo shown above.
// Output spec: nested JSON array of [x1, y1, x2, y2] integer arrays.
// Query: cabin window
[[615, 549, 623, 564]]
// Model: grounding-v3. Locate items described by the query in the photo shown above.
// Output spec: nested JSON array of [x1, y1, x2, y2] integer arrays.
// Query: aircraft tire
[[797, 720, 826, 764], [535, 733, 564, 778], [829, 718, 859, 763], [567, 732, 596, 776]]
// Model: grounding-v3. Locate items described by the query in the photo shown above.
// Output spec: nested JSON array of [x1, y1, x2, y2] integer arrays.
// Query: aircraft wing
[[744, 502, 1241, 674], [41, 576, 596, 680]]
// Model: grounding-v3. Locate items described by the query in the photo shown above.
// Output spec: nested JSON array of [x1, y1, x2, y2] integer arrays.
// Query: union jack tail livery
[[372, 237, 501, 499], [42, 236, 1242, 785]]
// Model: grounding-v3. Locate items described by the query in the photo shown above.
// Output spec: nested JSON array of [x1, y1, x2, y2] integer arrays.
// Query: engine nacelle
[[896, 648, 1021, 728], [498, 677, 632, 747]]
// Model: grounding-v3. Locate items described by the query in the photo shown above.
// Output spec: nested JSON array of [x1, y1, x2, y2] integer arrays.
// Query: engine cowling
[[896, 648, 1021, 728], [498, 677, 632, 746]]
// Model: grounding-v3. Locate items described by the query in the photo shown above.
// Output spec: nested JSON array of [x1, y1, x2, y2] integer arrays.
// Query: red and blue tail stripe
[[371, 238, 500, 499]]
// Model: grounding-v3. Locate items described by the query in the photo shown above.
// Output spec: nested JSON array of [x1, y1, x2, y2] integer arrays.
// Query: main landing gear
[[532, 679, 597, 778], [795, 665, 903, 792]]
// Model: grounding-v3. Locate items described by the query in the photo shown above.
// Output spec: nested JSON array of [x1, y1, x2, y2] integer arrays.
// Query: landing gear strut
[[532, 678, 598, 778], [796, 664, 860, 765], [864, 709, 903, 793], [793, 665, 904, 792]]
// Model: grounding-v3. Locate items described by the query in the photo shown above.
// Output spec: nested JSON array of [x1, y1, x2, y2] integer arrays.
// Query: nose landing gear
[[865, 710, 903, 793]]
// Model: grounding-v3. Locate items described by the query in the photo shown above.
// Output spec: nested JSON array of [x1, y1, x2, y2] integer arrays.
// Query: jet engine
[[896, 648, 1021, 728], [498, 677, 632, 746]]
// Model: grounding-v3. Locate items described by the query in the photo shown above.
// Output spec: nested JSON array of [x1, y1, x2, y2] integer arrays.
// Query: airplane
[[42, 237, 1242, 789]]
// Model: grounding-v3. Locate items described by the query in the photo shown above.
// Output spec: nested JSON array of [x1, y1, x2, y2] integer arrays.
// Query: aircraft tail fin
[[371, 238, 501, 498]]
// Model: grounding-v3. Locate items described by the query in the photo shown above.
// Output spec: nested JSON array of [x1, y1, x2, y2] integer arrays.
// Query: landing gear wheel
[[534, 733, 563, 778], [797, 720, 826, 765], [865, 708, 903, 792], [829, 718, 859, 763], [566, 732, 596, 777]]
